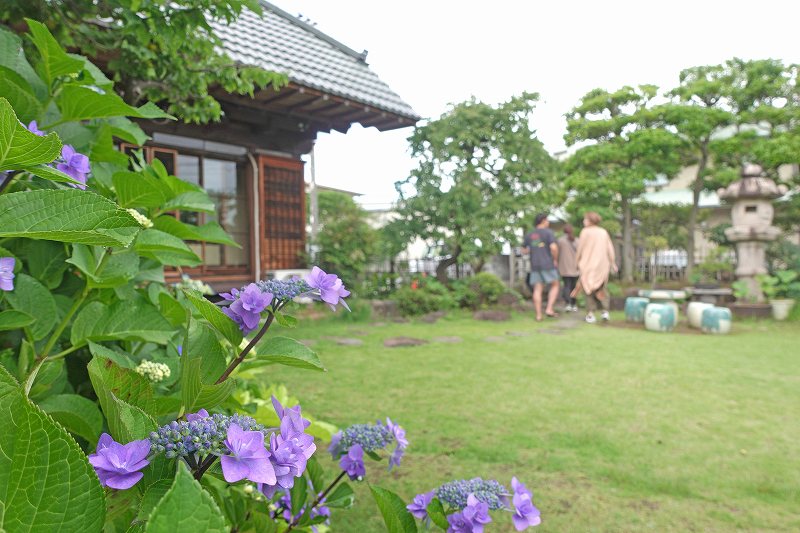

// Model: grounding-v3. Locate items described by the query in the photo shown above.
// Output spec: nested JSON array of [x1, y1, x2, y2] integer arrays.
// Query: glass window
[[130, 146, 252, 272], [203, 158, 249, 267]]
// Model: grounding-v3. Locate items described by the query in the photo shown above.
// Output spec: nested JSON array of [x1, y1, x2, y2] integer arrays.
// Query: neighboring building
[[128, 1, 418, 288]]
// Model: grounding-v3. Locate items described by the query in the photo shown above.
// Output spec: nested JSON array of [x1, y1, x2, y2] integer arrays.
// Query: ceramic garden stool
[[644, 303, 677, 332], [701, 306, 732, 335], [639, 289, 686, 320], [687, 301, 714, 329], [625, 297, 649, 323]]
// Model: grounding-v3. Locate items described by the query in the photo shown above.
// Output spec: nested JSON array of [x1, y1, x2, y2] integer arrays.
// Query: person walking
[[523, 213, 560, 321], [557, 224, 579, 312], [575, 212, 617, 323]]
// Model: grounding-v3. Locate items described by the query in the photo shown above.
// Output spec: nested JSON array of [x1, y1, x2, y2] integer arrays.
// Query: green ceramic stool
[[644, 303, 676, 332], [625, 297, 649, 323], [701, 306, 732, 334]]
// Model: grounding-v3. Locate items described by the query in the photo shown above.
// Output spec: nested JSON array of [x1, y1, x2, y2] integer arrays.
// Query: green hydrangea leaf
[[144, 462, 227, 533], [37, 393, 103, 445], [4, 273, 57, 341], [0, 189, 141, 246], [0, 365, 105, 532], [182, 289, 243, 347], [239, 336, 324, 372], [369, 485, 418, 533]]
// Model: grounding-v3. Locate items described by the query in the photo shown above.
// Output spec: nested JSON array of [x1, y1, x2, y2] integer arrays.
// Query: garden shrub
[[452, 272, 508, 309], [393, 276, 455, 316], [333, 297, 373, 322], [359, 272, 400, 299]]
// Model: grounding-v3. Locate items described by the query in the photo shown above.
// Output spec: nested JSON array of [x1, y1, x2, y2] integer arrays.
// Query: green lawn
[[268, 311, 800, 532]]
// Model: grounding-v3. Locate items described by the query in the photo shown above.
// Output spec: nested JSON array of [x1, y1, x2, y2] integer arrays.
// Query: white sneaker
[[601, 311, 610, 322], [585, 314, 596, 323]]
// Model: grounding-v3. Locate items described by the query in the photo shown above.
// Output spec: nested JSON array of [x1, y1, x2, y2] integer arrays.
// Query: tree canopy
[[394, 93, 561, 281], [312, 190, 377, 284], [564, 85, 685, 282], [1, 0, 286, 123]]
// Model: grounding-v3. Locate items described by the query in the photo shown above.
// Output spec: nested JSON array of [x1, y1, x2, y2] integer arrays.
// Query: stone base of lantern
[[731, 302, 771, 319]]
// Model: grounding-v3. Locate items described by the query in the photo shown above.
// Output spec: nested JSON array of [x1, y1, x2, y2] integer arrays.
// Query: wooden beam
[[258, 87, 301, 105], [284, 94, 327, 113]]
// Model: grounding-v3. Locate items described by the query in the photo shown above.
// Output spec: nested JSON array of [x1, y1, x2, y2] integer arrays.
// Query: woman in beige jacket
[[575, 212, 617, 323]]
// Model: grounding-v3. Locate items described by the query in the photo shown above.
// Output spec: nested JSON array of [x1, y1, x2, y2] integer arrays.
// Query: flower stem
[[0, 170, 22, 195], [214, 305, 281, 385], [193, 455, 217, 480], [285, 470, 346, 531], [39, 284, 89, 361]]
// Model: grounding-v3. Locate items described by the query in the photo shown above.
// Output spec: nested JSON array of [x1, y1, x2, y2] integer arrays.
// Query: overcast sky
[[273, 0, 800, 209]]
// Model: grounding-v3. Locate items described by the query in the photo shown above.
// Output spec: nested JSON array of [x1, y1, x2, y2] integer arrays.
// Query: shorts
[[528, 269, 559, 286]]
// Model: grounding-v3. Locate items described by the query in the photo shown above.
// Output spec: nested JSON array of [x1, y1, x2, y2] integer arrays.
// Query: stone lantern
[[718, 164, 788, 302]]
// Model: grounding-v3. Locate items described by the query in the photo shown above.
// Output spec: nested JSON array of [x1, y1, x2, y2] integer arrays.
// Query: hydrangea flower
[[0, 257, 15, 291], [407, 490, 434, 520], [27, 120, 44, 136], [272, 396, 316, 460], [219, 268, 349, 333], [447, 494, 492, 533], [385, 417, 408, 470], [329, 418, 407, 475], [146, 405, 314, 495], [236, 283, 273, 313], [306, 266, 350, 311], [150, 413, 271, 459], [220, 423, 276, 484], [88, 433, 150, 490], [411, 477, 540, 531], [57, 145, 90, 189], [339, 444, 365, 480], [511, 477, 541, 530]]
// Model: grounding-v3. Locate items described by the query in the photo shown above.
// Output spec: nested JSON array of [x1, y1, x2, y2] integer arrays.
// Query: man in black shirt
[[523, 213, 560, 321]]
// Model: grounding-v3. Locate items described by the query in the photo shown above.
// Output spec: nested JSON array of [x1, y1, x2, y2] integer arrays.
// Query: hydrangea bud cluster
[[177, 274, 214, 295], [220, 266, 350, 334], [149, 412, 266, 459], [135, 360, 170, 383], [328, 418, 408, 479], [126, 208, 154, 228], [436, 478, 509, 510], [256, 278, 312, 300], [332, 422, 394, 454], [408, 476, 541, 531]]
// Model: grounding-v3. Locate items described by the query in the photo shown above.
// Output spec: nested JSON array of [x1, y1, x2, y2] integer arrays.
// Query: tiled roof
[[210, 2, 420, 122]]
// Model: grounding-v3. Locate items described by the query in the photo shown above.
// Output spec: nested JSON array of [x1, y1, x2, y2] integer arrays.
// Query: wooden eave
[[212, 82, 417, 134]]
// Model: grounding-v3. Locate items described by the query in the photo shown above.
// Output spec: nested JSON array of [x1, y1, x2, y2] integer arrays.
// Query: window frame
[[120, 143, 255, 277]]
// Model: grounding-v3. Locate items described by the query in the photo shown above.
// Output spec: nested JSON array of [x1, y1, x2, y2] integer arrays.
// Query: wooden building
[[131, 1, 419, 287]]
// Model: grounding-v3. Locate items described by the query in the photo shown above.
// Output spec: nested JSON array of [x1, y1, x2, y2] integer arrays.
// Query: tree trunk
[[686, 146, 708, 281], [436, 245, 461, 283], [621, 196, 633, 283]]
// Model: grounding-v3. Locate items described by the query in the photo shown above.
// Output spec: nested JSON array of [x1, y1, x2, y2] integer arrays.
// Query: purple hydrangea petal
[[27, 120, 44, 136], [0, 257, 15, 291], [104, 471, 144, 490], [406, 490, 434, 520], [186, 409, 210, 422], [220, 455, 250, 483]]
